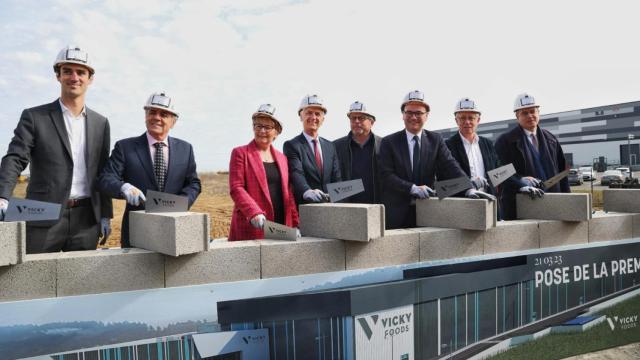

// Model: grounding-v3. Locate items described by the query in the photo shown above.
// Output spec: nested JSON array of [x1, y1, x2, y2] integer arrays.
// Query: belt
[[66, 198, 92, 208]]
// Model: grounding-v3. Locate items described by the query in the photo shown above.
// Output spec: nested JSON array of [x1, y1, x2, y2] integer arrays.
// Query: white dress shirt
[[59, 99, 89, 199], [460, 132, 486, 179], [302, 131, 323, 163], [146, 132, 169, 169], [405, 130, 422, 171]]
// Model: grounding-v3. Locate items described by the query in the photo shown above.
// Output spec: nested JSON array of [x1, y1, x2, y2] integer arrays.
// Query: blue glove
[[522, 177, 542, 188], [519, 186, 545, 199], [99, 218, 111, 245], [465, 188, 497, 201], [410, 185, 436, 199], [121, 183, 146, 206]]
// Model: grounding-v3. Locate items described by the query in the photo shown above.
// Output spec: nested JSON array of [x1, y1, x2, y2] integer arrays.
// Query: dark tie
[[531, 133, 539, 151], [412, 135, 421, 184], [154, 142, 166, 192], [312, 139, 323, 176]]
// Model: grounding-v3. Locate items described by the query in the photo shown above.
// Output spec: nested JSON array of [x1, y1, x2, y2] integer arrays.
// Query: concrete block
[[260, 237, 345, 278], [299, 203, 384, 242], [0, 221, 25, 266], [538, 220, 588, 248], [603, 189, 640, 213], [484, 220, 539, 254], [0, 253, 57, 302], [416, 228, 484, 261], [165, 240, 261, 287], [588, 212, 633, 243], [56, 248, 164, 296], [346, 229, 420, 270], [129, 211, 210, 256], [516, 193, 591, 222], [416, 198, 496, 230]]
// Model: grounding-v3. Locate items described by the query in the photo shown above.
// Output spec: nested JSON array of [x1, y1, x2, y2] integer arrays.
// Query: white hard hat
[[53, 45, 94, 74], [252, 103, 282, 133], [401, 90, 430, 112], [454, 97, 481, 115], [144, 92, 179, 117], [298, 94, 327, 115], [513, 93, 539, 112], [347, 101, 376, 120]]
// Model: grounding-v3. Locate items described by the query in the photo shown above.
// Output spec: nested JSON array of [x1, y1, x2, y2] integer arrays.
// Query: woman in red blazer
[[228, 104, 300, 241]]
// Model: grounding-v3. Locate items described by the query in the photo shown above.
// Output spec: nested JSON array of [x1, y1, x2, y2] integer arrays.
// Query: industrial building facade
[[436, 100, 640, 168]]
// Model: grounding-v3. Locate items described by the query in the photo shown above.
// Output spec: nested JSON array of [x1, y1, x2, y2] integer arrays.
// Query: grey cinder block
[[260, 237, 345, 278], [538, 220, 588, 248], [346, 229, 419, 270], [603, 189, 640, 213], [165, 239, 261, 287], [416, 227, 484, 261], [0, 221, 25, 266], [129, 211, 210, 256], [484, 220, 540, 254], [56, 248, 164, 296], [299, 203, 384, 242], [0, 253, 57, 302], [516, 193, 591, 222], [416, 198, 496, 230], [588, 212, 633, 243]]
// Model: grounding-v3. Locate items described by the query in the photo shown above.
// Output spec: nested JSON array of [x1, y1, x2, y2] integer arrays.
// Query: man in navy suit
[[284, 94, 341, 205], [445, 98, 501, 216], [379, 90, 495, 229], [495, 93, 569, 220], [98, 92, 201, 247]]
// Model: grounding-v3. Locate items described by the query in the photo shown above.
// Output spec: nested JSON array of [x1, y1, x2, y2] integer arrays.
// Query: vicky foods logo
[[606, 314, 638, 331], [357, 312, 412, 340]]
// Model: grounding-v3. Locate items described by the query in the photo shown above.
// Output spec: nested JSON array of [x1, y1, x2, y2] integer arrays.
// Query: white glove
[[121, 183, 146, 206], [0, 198, 8, 221], [99, 218, 111, 245], [522, 176, 542, 188], [410, 185, 436, 199], [519, 186, 545, 199], [303, 189, 329, 203], [470, 176, 489, 190], [250, 214, 266, 229], [465, 188, 497, 201], [296, 228, 301, 238]]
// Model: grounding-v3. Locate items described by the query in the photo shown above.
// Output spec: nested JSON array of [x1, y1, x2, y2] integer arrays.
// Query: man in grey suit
[[0, 45, 112, 253]]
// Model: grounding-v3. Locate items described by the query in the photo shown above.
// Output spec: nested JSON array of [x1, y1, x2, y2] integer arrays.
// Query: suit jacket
[[445, 132, 500, 195], [495, 125, 570, 220], [283, 133, 341, 204], [228, 140, 299, 241], [379, 129, 466, 229], [98, 133, 201, 246], [0, 100, 112, 227], [333, 132, 382, 203]]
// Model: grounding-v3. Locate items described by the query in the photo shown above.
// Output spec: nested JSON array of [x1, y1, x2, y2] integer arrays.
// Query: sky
[[1, 0, 639, 171]]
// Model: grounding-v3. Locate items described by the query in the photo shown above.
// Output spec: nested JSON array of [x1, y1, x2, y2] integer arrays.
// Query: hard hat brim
[[454, 109, 481, 115], [513, 104, 539, 112], [54, 60, 95, 74], [401, 100, 430, 112], [347, 111, 376, 121], [144, 105, 179, 118], [298, 105, 328, 115]]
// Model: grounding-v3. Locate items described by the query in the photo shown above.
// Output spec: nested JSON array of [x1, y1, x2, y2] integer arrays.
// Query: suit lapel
[[84, 108, 98, 173], [399, 132, 412, 180], [419, 130, 430, 181], [320, 138, 331, 182], [49, 101, 72, 160], [454, 133, 471, 175], [248, 141, 271, 201], [134, 133, 158, 189], [165, 137, 177, 190]]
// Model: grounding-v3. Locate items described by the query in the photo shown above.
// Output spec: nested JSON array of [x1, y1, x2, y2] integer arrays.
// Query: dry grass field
[[12, 172, 233, 248]]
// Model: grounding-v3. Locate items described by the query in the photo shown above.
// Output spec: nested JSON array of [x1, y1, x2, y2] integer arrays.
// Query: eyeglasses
[[253, 124, 275, 132], [403, 111, 427, 118], [349, 115, 371, 122]]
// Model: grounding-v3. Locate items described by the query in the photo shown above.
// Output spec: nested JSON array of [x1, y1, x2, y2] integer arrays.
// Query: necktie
[[154, 142, 166, 192], [531, 133, 539, 151], [412, 135, 420, 184], [312, 139, 323, 176]]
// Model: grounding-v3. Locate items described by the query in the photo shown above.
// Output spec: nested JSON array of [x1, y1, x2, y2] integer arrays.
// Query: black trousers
[[26, 202, 99, 254]]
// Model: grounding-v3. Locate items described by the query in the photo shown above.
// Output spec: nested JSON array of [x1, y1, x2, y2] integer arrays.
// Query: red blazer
[[228, 140, 299, 241]]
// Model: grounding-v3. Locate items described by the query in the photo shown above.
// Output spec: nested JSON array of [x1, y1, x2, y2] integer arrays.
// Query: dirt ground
[[12, 172, 233, 248]]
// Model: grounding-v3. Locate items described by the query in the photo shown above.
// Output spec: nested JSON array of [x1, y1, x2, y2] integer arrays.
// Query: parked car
[[600, 170, 625, 185], [615, 167, 631, 180], [568, 169, 583, 185], [578, 166, 594, 181]]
